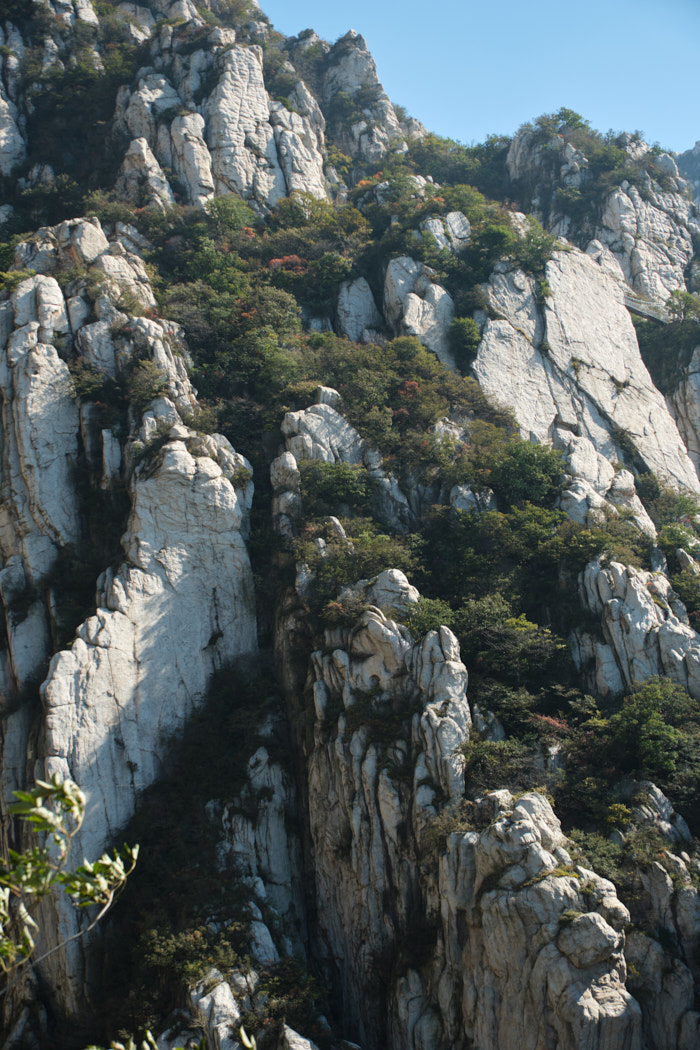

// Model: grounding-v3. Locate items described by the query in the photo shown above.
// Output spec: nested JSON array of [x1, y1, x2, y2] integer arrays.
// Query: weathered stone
[[38, 437, 257, 1012], [115, 137, 175, 209], [474, 250, 700, 495], [337, 277, 382, 342], [579, 559, 700, 699], [384, 257, 455, 368]]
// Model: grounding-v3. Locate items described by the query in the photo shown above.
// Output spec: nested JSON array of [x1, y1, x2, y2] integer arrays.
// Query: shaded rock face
[[0, 21, 27, 177], [668, 345, 700, 475], [336, 277, 382, 342], [678, 141, 700, 205], [263, 543, 672, 1050], [0, 217, 259, 1021], [294, 584, 645, 1049]]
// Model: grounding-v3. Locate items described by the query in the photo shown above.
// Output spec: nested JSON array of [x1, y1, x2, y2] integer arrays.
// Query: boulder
[[336, 277, 382, 342], [383, 257, 455, 368]]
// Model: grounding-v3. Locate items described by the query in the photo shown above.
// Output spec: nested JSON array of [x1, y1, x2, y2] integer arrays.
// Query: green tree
[[487, 439, 563, 509], [666, 289, 700, 322], [610, 684, 684, 779]]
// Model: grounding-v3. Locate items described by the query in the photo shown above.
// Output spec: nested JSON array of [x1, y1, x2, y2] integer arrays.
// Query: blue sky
[[260, 0, 700, 153]]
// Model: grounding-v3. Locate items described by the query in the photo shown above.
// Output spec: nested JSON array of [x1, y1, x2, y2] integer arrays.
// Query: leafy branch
[[0, 773, 138, 980]]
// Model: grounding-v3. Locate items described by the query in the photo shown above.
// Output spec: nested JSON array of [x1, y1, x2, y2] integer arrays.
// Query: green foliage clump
[[461, 738, 542, 793], [417, 502, 586, 612], [569, 824, 683, 917], [510, 218, 558, 276], [292, 334, 514, 477], [633, 314, 700, 396], [449, 316, 482, 368], [0, 776, 137, 980], [125, 361, 169, 409], [511, 109, 674, 233], [298, 460, 374, 517], [0, 269, 36, 293], [555, 679, 700, 831], [608, 681, 685, 779], [666, 289, 700, 322], [635, 472, 700, 530], [405, 133, 511, 200], [294, 518, 417, 616], [485, 438, 564, 509], [403, 596, 455, 636], [246, 960, 328, 1048], [139, 924, 245, 986], [454, 595, 568, 693]]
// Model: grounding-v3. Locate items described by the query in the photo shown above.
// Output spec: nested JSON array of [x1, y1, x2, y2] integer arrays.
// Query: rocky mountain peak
[[1, 6, 700, 1050]]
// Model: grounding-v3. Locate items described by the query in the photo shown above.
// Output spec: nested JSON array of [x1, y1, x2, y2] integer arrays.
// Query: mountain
[[1, 3, 700, 1049]]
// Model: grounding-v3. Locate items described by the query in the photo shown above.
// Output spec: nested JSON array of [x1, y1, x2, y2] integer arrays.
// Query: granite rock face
[[38, 431, 257, 1012], [112, 23, 329, 210], [507, 126, 700, 309], [594, 179, 700, 305], [4, 4, 700, 1048], [473, 249, 700, 503], [336, 277, 382, 342], [292, 579, 646, 1049], [114, 136, 176, 210], [0, 21, 27, 177], [575, 559, 700, 699], [0, 216, 259, 1022], [383, 257, 456, 369], [321, 30, 415, 165]]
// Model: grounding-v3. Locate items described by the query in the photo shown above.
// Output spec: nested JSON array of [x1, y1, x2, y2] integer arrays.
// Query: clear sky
[[259, 0, 700, 154]]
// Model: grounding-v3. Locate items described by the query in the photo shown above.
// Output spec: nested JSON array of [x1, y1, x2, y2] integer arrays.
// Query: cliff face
[[1, 4, 700, 1050]]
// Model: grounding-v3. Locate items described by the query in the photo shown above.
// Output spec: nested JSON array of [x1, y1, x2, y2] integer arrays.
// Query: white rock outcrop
[[383, 257, 456, 369], [473, 249, 700, 499], [435, 794, 641, 1050], [594, 179, 700, 305], [113, 28, 328, 210], [0, 80, 25, 176], [507, 126, 700, 310], [0, 280, 82, 707], [307, 595, 471, 1043], [576, 559, 700, 699], [322, 30, 408, 164], [418, 210, 471, 253], [38, 433, 257, 1012], [115, 137, 176, 210], [336, 277, 382, 342]]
